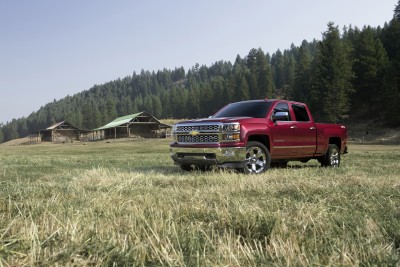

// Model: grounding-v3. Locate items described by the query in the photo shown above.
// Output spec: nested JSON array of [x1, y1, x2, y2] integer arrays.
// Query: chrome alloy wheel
[[245, 146, 267, 173], [330, 146, 340, 167]]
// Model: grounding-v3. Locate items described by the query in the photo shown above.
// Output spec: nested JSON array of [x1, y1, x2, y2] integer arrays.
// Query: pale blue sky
[[0, 0, 395, 124]]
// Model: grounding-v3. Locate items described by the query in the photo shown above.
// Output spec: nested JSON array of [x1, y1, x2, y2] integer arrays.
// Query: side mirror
[[272, 111, 289, 122]]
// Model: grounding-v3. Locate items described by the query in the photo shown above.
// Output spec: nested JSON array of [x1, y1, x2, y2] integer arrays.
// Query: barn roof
[[95, 112, 171, 131], [36, 121, 90, 133]]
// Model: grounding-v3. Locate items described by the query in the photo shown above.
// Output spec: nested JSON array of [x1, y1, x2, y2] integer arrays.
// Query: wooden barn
[[93, 112, 171, 140], [31, 121, 90, 142]]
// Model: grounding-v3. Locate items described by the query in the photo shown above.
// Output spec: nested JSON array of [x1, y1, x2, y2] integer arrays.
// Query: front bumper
[[170, 146, 246, 168]]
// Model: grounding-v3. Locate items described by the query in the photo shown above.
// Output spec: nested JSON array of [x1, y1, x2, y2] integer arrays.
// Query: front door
[[270, 102, 297, 157], [271, 121, 298, 157]]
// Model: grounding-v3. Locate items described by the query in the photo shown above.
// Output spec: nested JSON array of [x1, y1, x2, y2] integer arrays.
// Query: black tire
[[320, 144, 340, 167], [180, 164, 193, 171], [243, 141, 271, 174]]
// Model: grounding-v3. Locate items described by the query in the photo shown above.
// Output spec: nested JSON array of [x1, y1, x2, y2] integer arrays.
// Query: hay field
[[0, 140, 399, 266]]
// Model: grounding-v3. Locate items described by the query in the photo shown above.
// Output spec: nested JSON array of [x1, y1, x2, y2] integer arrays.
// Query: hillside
[[1, 14, 400, 143]]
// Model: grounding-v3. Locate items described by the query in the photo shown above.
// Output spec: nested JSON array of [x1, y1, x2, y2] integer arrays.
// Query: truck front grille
[[176, 125, 220, 132], [177, 134, 219, 143]]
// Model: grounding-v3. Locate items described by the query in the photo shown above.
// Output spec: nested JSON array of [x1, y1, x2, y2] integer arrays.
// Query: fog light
[[223, 150, 235, 157], [223, 133, 240, 141]]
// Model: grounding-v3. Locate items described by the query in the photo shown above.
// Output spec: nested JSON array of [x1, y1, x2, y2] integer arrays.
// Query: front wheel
[[243, 141, 271, 174], [320, 144, 340, 167]]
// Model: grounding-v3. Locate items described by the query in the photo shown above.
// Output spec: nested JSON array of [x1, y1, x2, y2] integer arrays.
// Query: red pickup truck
[[170, 99, 348, 173]]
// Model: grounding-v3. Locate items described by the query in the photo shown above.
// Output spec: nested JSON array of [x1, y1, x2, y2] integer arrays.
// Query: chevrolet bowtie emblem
[[189, 131, 200, 136]]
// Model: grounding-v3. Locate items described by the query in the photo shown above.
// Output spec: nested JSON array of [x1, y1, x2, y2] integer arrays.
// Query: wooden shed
[[93, 112, 171, 140], [31, 121, 90, 142]]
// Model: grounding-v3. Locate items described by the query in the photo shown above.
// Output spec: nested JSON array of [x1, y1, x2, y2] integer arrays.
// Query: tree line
[[1, 2, 399, 143]]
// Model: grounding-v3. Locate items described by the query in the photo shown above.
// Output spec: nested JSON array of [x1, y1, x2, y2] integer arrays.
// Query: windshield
[[212, 101, 272, 118]]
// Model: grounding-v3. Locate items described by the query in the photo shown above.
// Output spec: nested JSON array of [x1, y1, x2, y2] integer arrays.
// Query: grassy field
[[0, 139, 399, 266]]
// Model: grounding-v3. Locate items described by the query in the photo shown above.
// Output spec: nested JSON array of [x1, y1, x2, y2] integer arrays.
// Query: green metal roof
[[94, 112, 143, 130], [94, 112, 171, 131]]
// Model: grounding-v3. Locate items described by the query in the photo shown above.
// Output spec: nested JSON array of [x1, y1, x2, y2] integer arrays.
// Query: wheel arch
[[329, 137, 342, 151], [247, 135, 270, 152]]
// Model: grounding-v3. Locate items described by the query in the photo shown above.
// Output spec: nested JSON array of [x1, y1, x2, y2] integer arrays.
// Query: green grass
[[0, 140, 399, 266]]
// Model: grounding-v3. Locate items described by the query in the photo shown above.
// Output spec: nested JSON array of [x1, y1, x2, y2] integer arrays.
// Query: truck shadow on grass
[[130, 163, 324, 175], [124, 159, 326, 175]]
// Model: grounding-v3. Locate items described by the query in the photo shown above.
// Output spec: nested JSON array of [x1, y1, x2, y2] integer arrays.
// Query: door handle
[[290, 126, 297, 129], [310, 127, 316, 130]]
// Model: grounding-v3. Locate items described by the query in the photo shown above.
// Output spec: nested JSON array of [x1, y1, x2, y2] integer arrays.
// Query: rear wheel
[[243, 141, 271, 174], [320, 144, 340, 167]]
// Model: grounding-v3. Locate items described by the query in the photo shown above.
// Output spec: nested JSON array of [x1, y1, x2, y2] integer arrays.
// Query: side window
[[292, 104, 310, 121], [272, 103, 291, 121]]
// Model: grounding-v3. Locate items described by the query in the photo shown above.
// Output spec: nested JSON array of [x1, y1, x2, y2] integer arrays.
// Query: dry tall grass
[[0, 140, 399, 266]]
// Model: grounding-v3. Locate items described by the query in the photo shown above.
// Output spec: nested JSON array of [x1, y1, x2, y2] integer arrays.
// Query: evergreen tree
[[105, 99, 117, 121], [171, 88, 188, 118], [293, 40, 313, 102], [256, 49, 274, 98], [18, 120, 29, 137], [352, 26, 389, 117], [3, 120, 18, 141], [0, 127, 4, 143], [271, 50, 284, 89], [312, 23, 354, 123], [151, 95, 162, 118], [210, 76, 225, 107], [247, 48, 274, 98], [92, 105, 102, 128], [382, 11, 400, 126], [133, 94, 144, 112], [282, 50, 296, 99], [394, 0, 400, 21], [82, 104, 93, 129], [224, 74, 236, 103], [246, 49, 259, 98], [199, 83, 214, 116], [236, 76, 250, 100], [143, 95, 153, 113], [186, 85, 200, 117], [160, 91, 173, 118]]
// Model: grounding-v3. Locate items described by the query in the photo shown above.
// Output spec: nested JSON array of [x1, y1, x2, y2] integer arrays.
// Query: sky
[[0, 0, 396, 124]]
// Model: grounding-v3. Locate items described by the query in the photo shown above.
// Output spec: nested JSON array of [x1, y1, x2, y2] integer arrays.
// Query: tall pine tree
[[381, 2, 400, 126], [293, 40, 314, 103], [394, 0, 400, 21], [352, 26, 389, 117], [312, 23, 354, 123], [0, 126, 4, 143]]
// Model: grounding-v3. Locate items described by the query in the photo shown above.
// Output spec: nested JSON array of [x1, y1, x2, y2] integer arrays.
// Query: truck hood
[[177, 117, 252, 124]]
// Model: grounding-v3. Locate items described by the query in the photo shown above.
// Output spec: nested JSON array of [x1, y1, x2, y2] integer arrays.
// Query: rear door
[[291, 104, 317, 156]]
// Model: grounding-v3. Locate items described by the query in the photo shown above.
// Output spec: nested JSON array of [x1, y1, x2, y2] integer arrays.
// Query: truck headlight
[[223, 123, 240, 131], [222, 123, 240, 141]]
